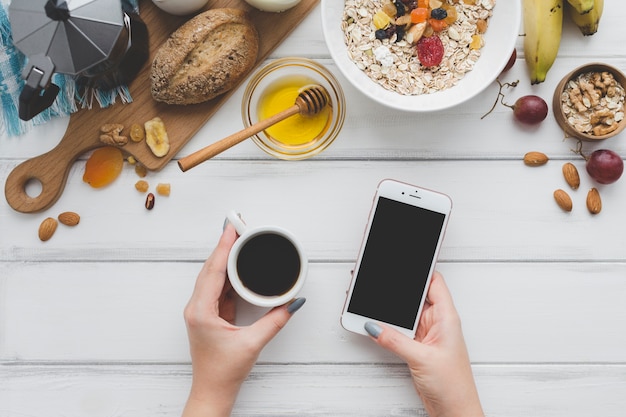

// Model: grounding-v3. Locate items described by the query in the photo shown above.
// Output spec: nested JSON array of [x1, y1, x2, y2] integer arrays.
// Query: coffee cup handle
[[226, 210, 247, 236]]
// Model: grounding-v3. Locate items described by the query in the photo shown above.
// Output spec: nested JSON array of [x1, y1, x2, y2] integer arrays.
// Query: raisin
[[416, 35, 444, 67], [135, 180, 149, 193], [430, 7, 447, 20], [394, 0, 405, 17], [395, 25, 406, 42], [375, 29, 389, 40]]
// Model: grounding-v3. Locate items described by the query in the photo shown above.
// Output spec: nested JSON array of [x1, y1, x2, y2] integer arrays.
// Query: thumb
[[248, 298, 306, 347], [365, 322, 427, 365]]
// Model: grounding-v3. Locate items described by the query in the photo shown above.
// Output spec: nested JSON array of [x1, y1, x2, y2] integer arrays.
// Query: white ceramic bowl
[[321, 0, 521, 112]]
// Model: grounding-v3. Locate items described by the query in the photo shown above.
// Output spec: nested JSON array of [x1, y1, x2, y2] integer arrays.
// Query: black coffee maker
[[9, 0, 148, 120]]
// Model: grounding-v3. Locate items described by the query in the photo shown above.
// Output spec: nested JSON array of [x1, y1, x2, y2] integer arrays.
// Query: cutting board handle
[[4, 138, 94, 213]]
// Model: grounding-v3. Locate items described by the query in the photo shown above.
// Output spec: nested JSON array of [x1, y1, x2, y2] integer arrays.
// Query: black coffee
[[237, 233, 301, 296]]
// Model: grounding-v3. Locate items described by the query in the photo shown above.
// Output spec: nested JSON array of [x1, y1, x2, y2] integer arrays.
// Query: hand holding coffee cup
[[226, 211, 308, 307]]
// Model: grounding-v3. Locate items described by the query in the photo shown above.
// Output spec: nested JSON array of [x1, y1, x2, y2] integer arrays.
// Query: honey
[[258, 75, 331, 146]]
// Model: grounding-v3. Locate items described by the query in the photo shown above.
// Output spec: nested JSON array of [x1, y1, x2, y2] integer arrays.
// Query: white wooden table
[[2, 3, 626, 416]]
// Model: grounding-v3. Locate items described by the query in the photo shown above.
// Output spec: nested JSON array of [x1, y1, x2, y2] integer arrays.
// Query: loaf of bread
[[151, 8, 259, 105]]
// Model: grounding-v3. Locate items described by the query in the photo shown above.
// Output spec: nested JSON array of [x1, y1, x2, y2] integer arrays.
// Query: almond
[[523, 151, 549, 166], [562, 162, 580, 190], [553, 189, 573, 212], [58, 211, 80, 226], [38, 217, 58, 241], [586, 188, 602, 214]]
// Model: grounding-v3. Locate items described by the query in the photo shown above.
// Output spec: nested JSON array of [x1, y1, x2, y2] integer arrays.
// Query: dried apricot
[[83, 147, 124, 188]]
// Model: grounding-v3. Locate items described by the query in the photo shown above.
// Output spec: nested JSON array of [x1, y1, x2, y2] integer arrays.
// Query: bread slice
[[151, 8, 259, 105]]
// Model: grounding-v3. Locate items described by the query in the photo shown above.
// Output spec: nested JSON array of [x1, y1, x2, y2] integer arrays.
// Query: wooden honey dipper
[[178, 85, 329, 172]]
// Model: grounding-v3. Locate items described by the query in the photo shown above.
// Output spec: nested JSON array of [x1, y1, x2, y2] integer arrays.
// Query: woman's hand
[[182, 223, 305, 417], [364, 272, 483, 417]]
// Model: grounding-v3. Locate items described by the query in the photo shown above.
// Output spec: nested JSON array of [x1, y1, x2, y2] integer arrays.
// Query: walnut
[[592, 122, 619, 136], [99, 123, 128, 146]]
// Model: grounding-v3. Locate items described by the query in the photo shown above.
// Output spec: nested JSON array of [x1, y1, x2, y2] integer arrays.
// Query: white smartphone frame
[[340, 178, 452, 338]]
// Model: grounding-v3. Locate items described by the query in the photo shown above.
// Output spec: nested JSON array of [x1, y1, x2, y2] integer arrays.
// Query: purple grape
[[586, 149, 624, 184], [512, 95, 548, 125]]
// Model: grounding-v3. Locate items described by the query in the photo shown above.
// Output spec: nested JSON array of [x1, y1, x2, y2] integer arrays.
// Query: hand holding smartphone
[[340, 179, 452, 338]]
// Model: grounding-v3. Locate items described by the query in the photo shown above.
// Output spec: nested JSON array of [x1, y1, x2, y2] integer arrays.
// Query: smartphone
[[340, 179, 452, 338]]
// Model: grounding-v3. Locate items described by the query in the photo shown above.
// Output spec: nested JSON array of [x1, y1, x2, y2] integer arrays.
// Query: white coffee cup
[[226, 210, 307, 307]]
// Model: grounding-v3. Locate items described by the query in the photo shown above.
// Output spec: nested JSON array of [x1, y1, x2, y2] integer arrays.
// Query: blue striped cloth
[[0, 0, 139, 137]]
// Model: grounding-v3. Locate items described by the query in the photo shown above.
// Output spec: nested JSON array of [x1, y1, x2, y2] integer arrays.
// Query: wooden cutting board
[[5, 0, 319, 213]]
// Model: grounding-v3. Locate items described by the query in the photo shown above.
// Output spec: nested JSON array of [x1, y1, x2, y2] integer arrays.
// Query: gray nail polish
[[364, 322, 382, 338], [223, 217, 229, 231], [287, 297, 306, 314]]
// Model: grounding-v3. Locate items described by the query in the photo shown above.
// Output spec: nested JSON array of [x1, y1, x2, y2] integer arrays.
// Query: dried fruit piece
[[156, 183, 171, 196], [428, 18, 448, 32], [416, 35, 444, 67], [130, 123, 145, 143], [38, 217, 58, 241], [145, 117, 170, 157], [469, 34, 482, 50], [476, 18, 488, 34], [58, 211, 80, 226], [83, 147, 124, 188], [135, 164, 148, 178], [553, 189, 573, 212], [135, 180, 149, 192], [127, 156, 137, 165], [562, 162, 580, 190], [442, 4, 458, 24], [430, 7, 447, 20], [145, 193, 155, 210], [410, 7, 429, 23], [373, 10, 392, 29], [523, 151, 549, 166], [586, 188, 602, 214]]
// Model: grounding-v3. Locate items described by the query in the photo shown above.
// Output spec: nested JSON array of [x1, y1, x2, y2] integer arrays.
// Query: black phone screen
[[347, 196, 446, 329]]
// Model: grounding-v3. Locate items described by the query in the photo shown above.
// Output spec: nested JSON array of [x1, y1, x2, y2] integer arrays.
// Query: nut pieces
[[586, 187, 602, 214], [58, 211, 80, 226], [145, 193, 156, 210], [38, 217, 58, 241], [523, 151, 549, 166], [99, 123, 128, 146], [553, 189, 573, 212], [38, 211, 80, 241], [560, 71, 625, 137], [562, 162, 580, 190]]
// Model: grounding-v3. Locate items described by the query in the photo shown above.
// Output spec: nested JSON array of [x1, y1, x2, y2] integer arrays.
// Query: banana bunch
[[523, 0, 604, 84], [567, 0, 604, 36]]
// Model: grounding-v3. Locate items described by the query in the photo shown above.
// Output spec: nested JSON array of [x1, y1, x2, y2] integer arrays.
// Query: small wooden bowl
[[552, 63, 626, 141]]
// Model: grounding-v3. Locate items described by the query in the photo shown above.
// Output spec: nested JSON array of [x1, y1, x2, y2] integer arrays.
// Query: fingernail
[[287, 297, 306, 314], [364, 322, 382, 339], [222, 217, 229, 231]]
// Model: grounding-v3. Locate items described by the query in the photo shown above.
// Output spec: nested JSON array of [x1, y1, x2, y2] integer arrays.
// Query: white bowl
[[321, 0, 521, 112]]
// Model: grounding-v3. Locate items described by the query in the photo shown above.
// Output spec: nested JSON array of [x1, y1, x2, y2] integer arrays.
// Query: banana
[[523, 0, 564, 84], [145, 117, 171, 157], [565, 0, 594, 14], [567, 0, 603, 36]]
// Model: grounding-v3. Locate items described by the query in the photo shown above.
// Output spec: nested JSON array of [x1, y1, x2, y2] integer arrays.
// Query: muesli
[[342, 0, 496, 96]]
